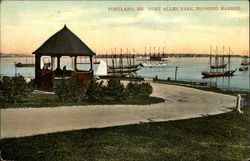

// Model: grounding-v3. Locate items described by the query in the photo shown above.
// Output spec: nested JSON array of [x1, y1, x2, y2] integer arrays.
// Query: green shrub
[[55, 78, 152, 104], [126, 81, 139, 96], [0, 75, 30, 103], [86, 80, 106, 102], [138, 82, 153, 96], [55, 78, 87, 103], [126, 81, 153, 96], [105, 79, 126, 102]]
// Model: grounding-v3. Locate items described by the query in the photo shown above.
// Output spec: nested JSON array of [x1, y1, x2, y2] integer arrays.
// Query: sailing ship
[[15, 56, 35, 67], [202, 46, 236, 78], [239, 50, 249, 71], [210, 46, 227, 69], [240, 51, 250, 65], [140, 47, 167, 67], [107, 48, 140, 77]]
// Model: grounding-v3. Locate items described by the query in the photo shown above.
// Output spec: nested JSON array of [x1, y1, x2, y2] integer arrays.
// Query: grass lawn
[[0, 94, 165, 108], [1, 105, 249, 161]]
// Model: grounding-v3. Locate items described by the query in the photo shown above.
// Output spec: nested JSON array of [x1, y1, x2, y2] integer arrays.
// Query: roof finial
[[64, 24, 66, 28]]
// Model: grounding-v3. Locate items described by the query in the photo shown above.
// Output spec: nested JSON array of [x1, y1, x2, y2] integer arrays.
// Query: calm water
[[0, 57, 249, 91]]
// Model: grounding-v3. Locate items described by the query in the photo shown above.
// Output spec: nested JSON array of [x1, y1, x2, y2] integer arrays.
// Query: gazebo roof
[[32, 25, 95, 56]]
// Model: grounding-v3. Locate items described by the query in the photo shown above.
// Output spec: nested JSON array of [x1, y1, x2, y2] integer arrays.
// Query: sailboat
[[202, 46, 236, 78], [141, 47, 167, 67], [15, 55, 35, 67], [210, 46, 227, 69], [107, 48, 140, 76], [239, 66, 248, 71], [240, 51, 250, 65], [239, 50, 249, 71]]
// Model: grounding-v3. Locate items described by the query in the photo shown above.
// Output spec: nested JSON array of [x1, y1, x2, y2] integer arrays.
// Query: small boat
[[241, 62, 250, 65], [108, 64, 139, 69], [240, 53, 250, 65], [202, 69, 236, 78], [108, 68, 139, 74], [141, 62, 167, 67], [239, 66, 248, 71], [14, 55, 35, 67], [15, 62, 35, 67]]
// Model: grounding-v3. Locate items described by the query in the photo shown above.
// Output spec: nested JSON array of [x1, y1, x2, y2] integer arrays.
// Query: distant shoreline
[[0, 53, 245, 58], [0, 54, 34, 58]]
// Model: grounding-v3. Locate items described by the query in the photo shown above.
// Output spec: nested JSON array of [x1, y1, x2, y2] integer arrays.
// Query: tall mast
[[120, 48, 123, 67], [114, 48, 117, 66], [129, 49, 132, 66], [228, 47, 231, 71], [242, 50, 245, 63], [215, 46, 219, 72], [133, 54, 135, 65], [111, 48, 114, 71], [210, 45, 212, 72], [149, 46, 151, 57], [132, 48, 135, 65], [216, 46, 218, 66], [111, 48, 114, 70], [106, 50, 108, 66], [247, 50, 249, 64], [162, 47, 165, 57], [127, 48, 129, 66], [222, 46, 225, 71]]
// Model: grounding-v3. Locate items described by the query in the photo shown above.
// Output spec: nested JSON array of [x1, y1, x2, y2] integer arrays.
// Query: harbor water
[[0, 56, 249, 91]]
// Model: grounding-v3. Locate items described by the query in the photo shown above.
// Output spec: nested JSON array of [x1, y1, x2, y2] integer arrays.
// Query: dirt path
[[1, 83, 236, 138]]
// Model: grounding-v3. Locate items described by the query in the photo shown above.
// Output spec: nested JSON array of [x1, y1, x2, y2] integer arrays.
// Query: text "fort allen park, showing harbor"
[[108, 6, 241, 12]]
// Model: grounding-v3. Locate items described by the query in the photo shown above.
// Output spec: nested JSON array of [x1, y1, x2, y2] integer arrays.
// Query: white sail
[[96, 60, 108, 76]]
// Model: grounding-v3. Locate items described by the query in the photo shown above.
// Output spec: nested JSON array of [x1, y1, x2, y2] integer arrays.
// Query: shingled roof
[[32, 25, 95, 56]]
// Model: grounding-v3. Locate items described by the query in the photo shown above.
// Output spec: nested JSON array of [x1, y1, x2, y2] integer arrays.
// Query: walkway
[[1, 83, 236, 138]]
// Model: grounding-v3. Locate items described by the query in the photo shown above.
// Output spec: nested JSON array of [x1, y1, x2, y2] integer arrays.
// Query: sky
[[0, 1, 249, 55]]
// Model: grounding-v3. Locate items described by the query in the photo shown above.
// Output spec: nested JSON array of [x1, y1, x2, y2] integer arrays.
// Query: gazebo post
[[34, 55, 41, 88], [74, 56, 77, 71], [35, 55, 41, 73], [57, 56, 61, 70], [51, 56, 55, 70], [90, 56, 93, 71]]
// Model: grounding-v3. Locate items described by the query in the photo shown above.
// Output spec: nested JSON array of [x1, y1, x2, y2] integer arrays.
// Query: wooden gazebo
[[32, 25, 95, 91]]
